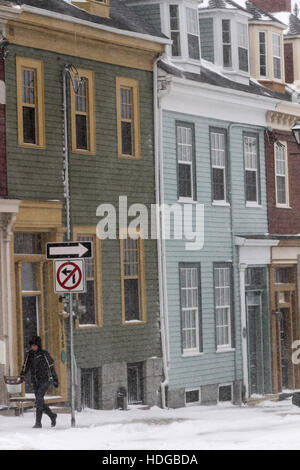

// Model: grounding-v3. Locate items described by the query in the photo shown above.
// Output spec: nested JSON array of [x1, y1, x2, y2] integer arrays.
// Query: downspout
[[154, 55, 170, 408]]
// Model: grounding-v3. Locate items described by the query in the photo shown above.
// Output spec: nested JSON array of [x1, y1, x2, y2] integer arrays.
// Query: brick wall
[[251, 0, 291, 12], [0, 49, 6, 197], [284, 43, 294, 84], [266, 129, 300, 234]]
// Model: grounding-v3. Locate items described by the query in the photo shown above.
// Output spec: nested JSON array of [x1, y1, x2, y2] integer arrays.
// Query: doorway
[[127, 362, 144, 405], [246, 290, 264, 396]]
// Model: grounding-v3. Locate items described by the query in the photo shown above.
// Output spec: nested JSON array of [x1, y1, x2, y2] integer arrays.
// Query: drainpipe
[[154, 55, 170, 409]]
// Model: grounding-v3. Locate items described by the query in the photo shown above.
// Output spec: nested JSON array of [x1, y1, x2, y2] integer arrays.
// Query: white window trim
[[214, 266, 232, 349], [237, 22, 249, 72], [169, 4, 182, 58], [185, 387, 201, 406], [211, 130, 228, 204], [259, 30, 268, 79], [272, 32, 282, 81], [274, 141, 290, 208], [244, 134, 259, 205]]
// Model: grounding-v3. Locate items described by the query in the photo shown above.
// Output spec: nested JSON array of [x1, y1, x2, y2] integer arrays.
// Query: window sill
[[212, 201, 230, 207], [216, 347, 235, 353], [118, 154, 140, 160], [246, 202, 262, 208], [177, 198, 197, 204], [276, 204, 292, 209], [76, 324, 101, 330], [182, 351, 203, 358], [123, 320, 146, 326]]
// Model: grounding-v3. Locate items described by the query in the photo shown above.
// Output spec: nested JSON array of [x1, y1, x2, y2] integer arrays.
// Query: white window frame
[[169, 4, 181, 57], [211, 131, 227, 203], [244, 134, 259, 206], [186, 7, 200, 61], [274, 141, 289, 208], [272, 32, 282, 81], [180, 265, 200, 354], [177, 124, 195, 201], [259, 31, 267, 79], [185, 387, 201, 406], [222, 18, 232, 68], [237, 22, 249, 72], [214, 265, 232, 350]]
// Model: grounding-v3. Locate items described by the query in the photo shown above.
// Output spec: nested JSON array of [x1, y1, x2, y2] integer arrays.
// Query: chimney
[[251, 0, 291, 12]]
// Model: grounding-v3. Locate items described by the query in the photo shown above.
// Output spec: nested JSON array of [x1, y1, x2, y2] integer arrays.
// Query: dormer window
[[169, 5, 181, 57], [237, 23, 248, 72], [272, 33, 282, 80], [186, 7, 200, 60], [222, 19, 232, 68]]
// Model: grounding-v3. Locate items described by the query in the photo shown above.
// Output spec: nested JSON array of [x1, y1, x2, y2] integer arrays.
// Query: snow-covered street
[[1, 398, 300, 450]]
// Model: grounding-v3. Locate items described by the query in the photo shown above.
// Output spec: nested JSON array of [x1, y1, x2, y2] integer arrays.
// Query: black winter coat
[[20, 348, 59, 386]]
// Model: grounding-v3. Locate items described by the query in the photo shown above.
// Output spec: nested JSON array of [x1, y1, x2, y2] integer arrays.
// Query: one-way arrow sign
[[46, 241, 93, 259]]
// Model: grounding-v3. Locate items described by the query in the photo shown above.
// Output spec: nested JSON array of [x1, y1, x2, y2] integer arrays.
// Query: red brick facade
[[284, 43, 294, 84], [0, 49, 7, 197], [251, 0, 291, 12], [266, 129, 300, 234]]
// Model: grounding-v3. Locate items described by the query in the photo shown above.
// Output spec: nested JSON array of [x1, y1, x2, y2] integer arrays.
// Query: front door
[[127, 363, 144, 405], [246, 291, 264, 396]]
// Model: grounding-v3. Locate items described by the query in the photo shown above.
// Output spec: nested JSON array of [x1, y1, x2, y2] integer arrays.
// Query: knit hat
[[29, 336, 42, 349]]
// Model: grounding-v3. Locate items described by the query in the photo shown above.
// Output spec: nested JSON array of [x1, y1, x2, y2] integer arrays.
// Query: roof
[[1, 0, 166, 39], [199, 0, 285, 25], [158, 58, 292, 101]]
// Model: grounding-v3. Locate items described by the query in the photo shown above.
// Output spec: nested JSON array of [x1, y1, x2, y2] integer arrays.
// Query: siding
[[162, 110, 268, 390], [6, 44, 161, 368], [199, 18, 215, 63], [133, 4, 162, 34]]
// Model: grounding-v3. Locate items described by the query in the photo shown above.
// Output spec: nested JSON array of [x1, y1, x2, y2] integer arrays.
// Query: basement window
[[218, 384, 232, 402], [185, 388, 200, 405]]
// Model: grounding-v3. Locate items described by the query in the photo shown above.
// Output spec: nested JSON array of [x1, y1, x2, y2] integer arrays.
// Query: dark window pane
[[76, 114, 88, 150], [276, 175, 286, 204], [213, 168, 225, 200], [14, 232, 42, 254], [238, 47, 248, 72], [219, 385, 232, 401], [171, 32, 181, 56], [78, 280, 96, 325], [223, 45, 232, 67], [178, 163, 192, 198], [23, 106, 36, 144], [188, 34, 200, 60], [246, 170, 257, 202], [186, 389, 199, 403], [124, 278, 140, 321], [121, 121, 133, 155]]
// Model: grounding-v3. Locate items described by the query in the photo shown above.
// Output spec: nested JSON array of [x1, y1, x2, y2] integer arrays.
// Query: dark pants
[[33, 381, 55, 423]]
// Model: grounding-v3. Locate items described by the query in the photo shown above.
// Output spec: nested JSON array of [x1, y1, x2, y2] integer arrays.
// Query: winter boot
[[43, 404, 57, 427], [33, 408, 43, 428]]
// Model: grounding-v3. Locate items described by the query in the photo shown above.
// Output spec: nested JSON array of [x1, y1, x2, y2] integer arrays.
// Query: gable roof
[[1, 0, 167, 39]]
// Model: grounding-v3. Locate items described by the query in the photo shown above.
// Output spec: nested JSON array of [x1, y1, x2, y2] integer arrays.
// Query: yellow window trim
[[73, 226, 103, 328], [16, 56, 45, 149], [116, 76, 140, 159], [120, 227, 146, 325], [70, 69, 96, 155]]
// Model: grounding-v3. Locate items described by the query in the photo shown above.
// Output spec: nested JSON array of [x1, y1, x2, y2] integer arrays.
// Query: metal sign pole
[[69, 291, 76, 427]]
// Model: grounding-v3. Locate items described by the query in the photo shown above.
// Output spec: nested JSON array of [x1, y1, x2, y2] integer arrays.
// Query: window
[[70, 69, 96, 154], [179, 263, 202, 354], [73, 228, 102, 328], [274, 267, 293, 284], [16, 57, 45, 148], [218, 384, 232, 402], [275, 142, 289, 206], [237, 23, 248, 72], [244, 134, 260, 204], [116, 77, 140, 159], [210, 129, 227, 202], [272, 33, 282, 80], [259, 31, 267, 78], [245, 267, 265, 288], [186, 8, 200, 60], [222, 20, 232, 68], [185, 388, 200, 405], [120, 233, 146, 323], [14, 232, 43, 254], [169, 5, 181, 57], [176, 122, 196, 200], [214, 264, 233, 349]]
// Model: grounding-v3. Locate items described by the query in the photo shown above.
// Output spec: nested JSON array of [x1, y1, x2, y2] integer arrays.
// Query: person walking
[[20, 336, 59, 428]]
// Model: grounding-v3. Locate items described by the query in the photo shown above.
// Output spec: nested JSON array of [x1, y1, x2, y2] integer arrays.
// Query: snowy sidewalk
[[1, 399, 300, 450]]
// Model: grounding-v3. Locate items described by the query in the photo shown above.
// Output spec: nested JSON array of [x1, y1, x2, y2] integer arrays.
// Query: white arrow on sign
[[49, 243, 89, 258]]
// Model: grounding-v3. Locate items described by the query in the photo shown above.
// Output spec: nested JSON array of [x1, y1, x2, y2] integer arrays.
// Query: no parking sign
[[54, 259, 86, 293]]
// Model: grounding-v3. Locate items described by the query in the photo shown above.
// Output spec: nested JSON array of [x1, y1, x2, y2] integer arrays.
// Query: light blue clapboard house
[[126, 0, 292, 406]]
